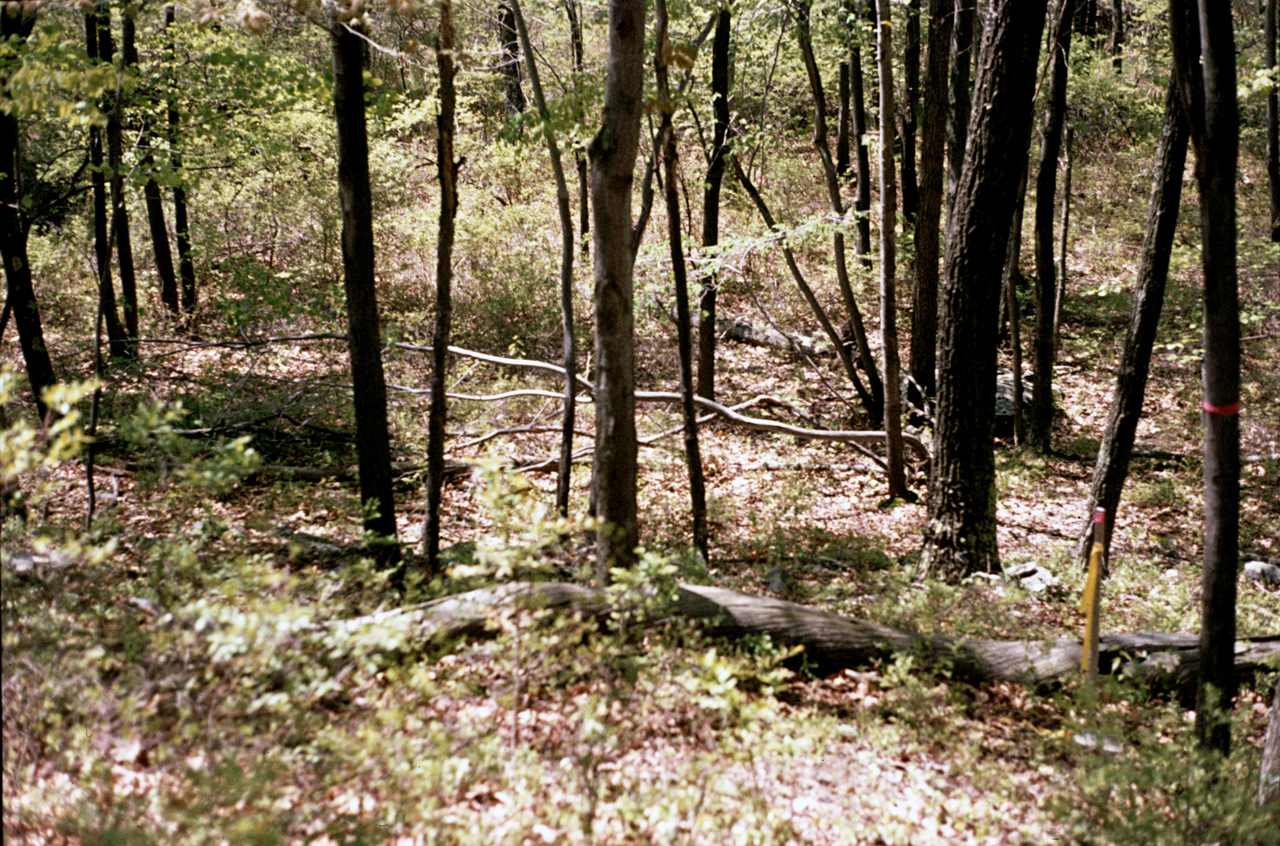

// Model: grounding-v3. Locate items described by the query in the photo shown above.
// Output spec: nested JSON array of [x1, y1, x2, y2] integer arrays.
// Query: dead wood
[[337, 581, 1279, 697]]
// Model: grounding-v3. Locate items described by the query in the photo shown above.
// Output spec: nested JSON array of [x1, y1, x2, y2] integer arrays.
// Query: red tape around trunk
[[1201, 400, 1240, 416]]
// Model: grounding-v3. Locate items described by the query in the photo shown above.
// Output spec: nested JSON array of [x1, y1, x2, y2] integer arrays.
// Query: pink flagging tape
[[1201, 400, 1241, 416], [1093, 511, 1106, 523]]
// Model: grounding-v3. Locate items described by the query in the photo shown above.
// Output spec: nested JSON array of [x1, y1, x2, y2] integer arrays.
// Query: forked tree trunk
[[1169, 0, 1240, 757], [86, 10, 128, 360], [508, 0, 578, 517], [655, 0, 708, 561], [908, 0, 952, 408], [1030, 0, 1072, 452], [0, 8, 54, 417], [699, 5, 731, 403], [331, 8, 399, 566], [1072, 89, 1186, 557], [424, 0, 460, 574], [919, 0, 1047, 583], [589, 0, 646, 579]]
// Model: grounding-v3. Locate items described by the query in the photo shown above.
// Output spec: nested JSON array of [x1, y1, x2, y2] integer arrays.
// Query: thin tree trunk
[[86, 10, 127, 360], [920, 0, 1047, 583], [1267, 0, 1278, 243], [1002, 164, 1028, 447], [0, 8, 54, 418], [876, 0, 908, 499], [589, 0, 646, 579], [1169, 0, 1240, 757], [563, 0, 590, 249], [131, 13, 178, 320], [850, 30, 873, 260], [165, 5, 196, 316], [945, 0, 976, 225], [331, 10, 399, 566], [655, 0, 708, 560], [100, 9, 138, 344], [699, 5, 731, 402], [1054, 123, 1073, 349], [1076, 80, 1187, 567], [794, 0, 884, 423], [498, 3, 525, 115], [1109, 0, 1124, 72], [424, 0, 460, 574], [508, 0, 577, 517], [909, 0, 952, 409], [837, 62, 851, 178], [1031, 0, 1072, 452], [900, 0, 921, 225]]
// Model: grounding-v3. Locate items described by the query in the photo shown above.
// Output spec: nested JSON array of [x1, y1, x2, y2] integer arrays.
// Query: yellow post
[[1079, 508, 1106, 703]]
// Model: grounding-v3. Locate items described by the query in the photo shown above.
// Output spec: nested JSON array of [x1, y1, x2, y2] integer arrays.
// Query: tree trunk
[[1054, 124, 1072, 350], [131, 10, 179, 321], [564, 0, 589, 250], [919, 0, 1047, 583], [1001, 165, 1028, 447], [1076, 81, 1187, 569], [1169, 0, 1240, 757], [945, 0, 976, 225], [850, 36, 873, 261], [699, 6, 731, 403], [0, 8, 54, 418], [837, 62, 851, 178], [909, 0, 952, 409], [794, 0, 883, 423], [1267, 0, 1278, 243], [86, 10, 128, 361], [165, 5, 196, 316], [1109, 0, 1124, 72], [508, 0, 578, 517], [1030, 0, 1072, 452], [1261, 678, 1280, 808], [424, 0, 460, 574], [655, 0, 708, 561], [900, 0, 921, 225], [876, 0, 908, 499], [100, 9, 138, 345], [498, 3, 526, 116], [330, 9, 399, 565], [589, 0, 646, 579]]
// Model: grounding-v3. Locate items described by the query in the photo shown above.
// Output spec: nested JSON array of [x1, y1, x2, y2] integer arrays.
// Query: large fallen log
[[334, 581, 1280, 696]]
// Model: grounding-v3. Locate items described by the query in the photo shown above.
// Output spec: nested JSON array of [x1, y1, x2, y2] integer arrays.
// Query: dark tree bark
[[1001, 159, 1029, 446], [1030, 0, 1072, 452], [563, 0, 589, 248], [908, 0, 952, 408], [589, 0, 646, 579], [848, 9, 873, 260], [655, 0, 708, 561], [1109, 0, 1124, 72], [508, 0, 578, 517], [1054, 123, 1073, 348], [424, 0, 460, 574], [0, 8, 55, 417], [875, 0, 908, 499], [164, 5, 196, 315], [900, 0, 921, 225], [1076, 81, 1188, 568], [699, 5, 731, 403], [99, 9, 138, 344], [794, 0, 883, 423], [1169, 0, 1240, 757], [945, 0, 976, 224], [330, 8, 399, 565], [497, 3, 526, 116], [837, 61, 851, 178], [1267, 0, 1278, 243], [919, 0, 1047, 583], [86, 10, 128, 360]]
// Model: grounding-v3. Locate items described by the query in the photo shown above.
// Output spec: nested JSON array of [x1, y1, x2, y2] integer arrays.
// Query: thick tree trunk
[[424, 0, 460, 574], [1109, 0, 1124, 72], [1267, 0, 1278, 243], [100, 10, 138, 344], [330, 9, 399, 565], [919, 0, 1047, 583], [699, 6, 730, 403], [1169, 0, 1240, 757], [0, 9, 54, 418], [589, 0, 646, 579], [1030, 1, 1072, 452], [945, 0, 976, 225], [900, 0, 921, 225], [909, 0, 952, 408], [497, 3, 526, 116], [86, 10, 128, 361], [876, 0, 908, 499], [508, 0, 578, 518], [656, 0, 708, 561], [1076, 82, 1187, 568], [164, 5, 196, 316]]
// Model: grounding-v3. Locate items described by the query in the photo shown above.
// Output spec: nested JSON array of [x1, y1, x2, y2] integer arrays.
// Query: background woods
[[3, 0, 1280, 842]]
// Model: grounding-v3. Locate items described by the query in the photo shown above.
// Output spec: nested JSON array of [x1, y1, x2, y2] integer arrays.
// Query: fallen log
[[333, 581, 1279, 696]]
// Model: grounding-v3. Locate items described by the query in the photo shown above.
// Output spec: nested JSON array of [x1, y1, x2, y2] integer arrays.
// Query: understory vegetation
[[3, 1, 1280, 843]]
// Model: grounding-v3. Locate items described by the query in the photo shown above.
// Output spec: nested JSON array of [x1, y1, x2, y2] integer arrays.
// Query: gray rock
[[766, 566, 790, 594], [1244, 561, 1280, 587], [1005, 562, 1061, 593]]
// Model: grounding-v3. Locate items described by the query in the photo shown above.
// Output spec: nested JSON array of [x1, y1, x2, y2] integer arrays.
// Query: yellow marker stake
[[1080, 509, 1106, 690]]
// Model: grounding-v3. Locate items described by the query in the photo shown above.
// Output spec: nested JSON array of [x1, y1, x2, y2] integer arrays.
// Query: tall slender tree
[[919, 0, 1047, 583], [86, 7, 128, 360], [699, 3, 730, 402], [101, 5, 139, 343], [590, 0, 646, 579], [1266, 0, 1278, 243], [900, 0, 921, 225], [330, 2, 399, 565], [164, 5, 196, 315], [1169, 0, 1241, 757]]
